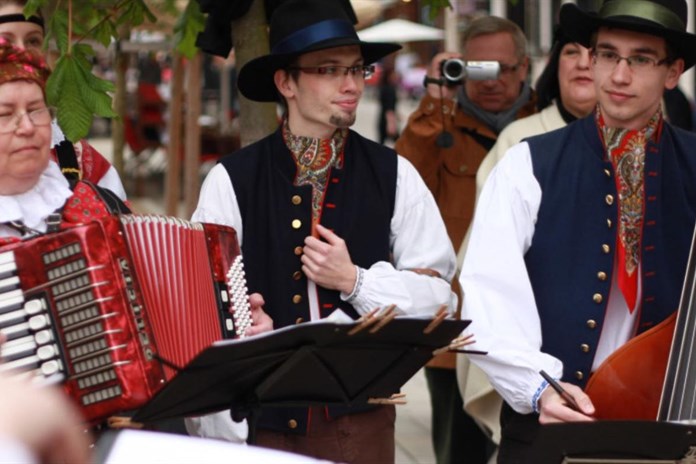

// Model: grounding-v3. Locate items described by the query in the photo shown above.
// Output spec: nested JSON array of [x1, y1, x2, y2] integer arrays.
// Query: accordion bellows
[[0, 214, 250, 424]]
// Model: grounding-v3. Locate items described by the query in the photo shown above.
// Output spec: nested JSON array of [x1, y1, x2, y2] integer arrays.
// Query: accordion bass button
[[24, 299, 45, 315], [37, 344, 57, 360], [34, 329, 53, 345], [41, 360, 60, 376], [28, 315, 49, 331]]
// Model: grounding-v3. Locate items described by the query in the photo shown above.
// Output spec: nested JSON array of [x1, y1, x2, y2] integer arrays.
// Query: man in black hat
[[191, 0, 457, 462], [460, 0, 696, 461]]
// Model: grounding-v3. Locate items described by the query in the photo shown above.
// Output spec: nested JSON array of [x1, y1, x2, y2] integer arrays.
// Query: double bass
[[585, 225, 696, 422]]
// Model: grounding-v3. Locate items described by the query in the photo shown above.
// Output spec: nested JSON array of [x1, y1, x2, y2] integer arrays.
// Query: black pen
[[539, 370, 581, 412]]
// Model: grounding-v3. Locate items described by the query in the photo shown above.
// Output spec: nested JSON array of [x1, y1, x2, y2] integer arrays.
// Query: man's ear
[[664, 58, 685, 90], [274, 69, 295, 99]]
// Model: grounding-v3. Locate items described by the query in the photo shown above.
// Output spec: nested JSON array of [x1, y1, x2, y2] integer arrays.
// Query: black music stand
[[132, 317, 470, 441], [529, 421, 696, 463]]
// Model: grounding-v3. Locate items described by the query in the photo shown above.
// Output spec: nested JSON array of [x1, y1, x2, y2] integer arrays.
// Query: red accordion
[[0, 214, 251, 424]]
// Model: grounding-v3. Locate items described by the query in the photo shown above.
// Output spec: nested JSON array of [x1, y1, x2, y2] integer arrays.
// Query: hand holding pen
[[538, 370, 595, 422]]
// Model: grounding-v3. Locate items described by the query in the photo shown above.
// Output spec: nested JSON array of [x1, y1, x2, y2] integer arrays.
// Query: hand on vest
[[244, 292, 274, 337], [538, 381, 595, 424], [302, 224, 357, 294]]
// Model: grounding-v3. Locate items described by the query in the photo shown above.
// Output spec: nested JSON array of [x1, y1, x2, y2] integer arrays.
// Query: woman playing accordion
[[0, 40, 273, 425]]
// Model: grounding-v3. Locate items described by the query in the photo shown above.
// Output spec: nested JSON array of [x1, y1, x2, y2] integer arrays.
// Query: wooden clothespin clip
[[107, 416, 145, 429], [432, 333, 476, 356], [348, 306, 381, 335], [423, 305, 449, 334], [368, 392, 407, 405], [369, 304, 398, 334]]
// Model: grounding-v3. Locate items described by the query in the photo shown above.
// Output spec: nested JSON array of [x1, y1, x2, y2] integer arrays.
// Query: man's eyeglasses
[[591, 50, 671, 71], [287, 65, 376, 80], [0, 106, 54, 134], [499, 62, 522, 75]]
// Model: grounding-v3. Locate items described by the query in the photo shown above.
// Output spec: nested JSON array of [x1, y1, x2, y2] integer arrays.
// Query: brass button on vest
[[295, 317, 304, 324], [580, 344, 590, 353], [292, 219, 302, 229], [575, 371, 584, 380], [597, 271, 607, 281], [593, 293, 603, 304], [292, 271, 302, 280], [602, 244, 610, 254], [604, 168, 611, 177], [607, 219, 612, 228], [587, 319, 597, 329], [294, 246, 303, 256], [291, 195, 302, 205], [605, 194, 614, 205], [292, 294, 302, 304], [288, 419, 298, 429]]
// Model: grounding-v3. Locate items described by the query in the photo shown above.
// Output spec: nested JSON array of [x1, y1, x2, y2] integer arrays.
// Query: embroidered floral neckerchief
[[597, 106, 662, 312], [282, 118, 347, 231]]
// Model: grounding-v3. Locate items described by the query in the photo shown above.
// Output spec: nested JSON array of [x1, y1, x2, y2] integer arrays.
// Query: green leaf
[[174, 0, 204, 58], [90, 18, 118, 48], [116, 0, 156, 28], [423, 0, 452, 21], [47, 50, 117, 142], [45, 9, 69, 54], [23, 0, 45, 18]]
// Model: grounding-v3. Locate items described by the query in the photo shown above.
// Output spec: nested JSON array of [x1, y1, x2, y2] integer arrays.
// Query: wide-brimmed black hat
[[237, 0, 401, 102], [560, 0, 696, 70]]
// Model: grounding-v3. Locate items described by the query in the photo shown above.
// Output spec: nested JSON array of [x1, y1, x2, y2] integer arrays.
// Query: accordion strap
[[68, 179, 131, 215], [5, 220, 42, 237]]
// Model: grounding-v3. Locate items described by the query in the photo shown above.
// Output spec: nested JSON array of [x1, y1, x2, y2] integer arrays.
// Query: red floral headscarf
[[0, 37, 49, 92]]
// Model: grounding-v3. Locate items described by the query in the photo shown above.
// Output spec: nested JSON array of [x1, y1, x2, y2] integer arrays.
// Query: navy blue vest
[[525, 115, 696, 389], [221, 127, 397, 433]]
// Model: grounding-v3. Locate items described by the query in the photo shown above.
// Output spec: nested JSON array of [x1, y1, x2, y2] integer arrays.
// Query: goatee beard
[[329, 112, 356, 128]]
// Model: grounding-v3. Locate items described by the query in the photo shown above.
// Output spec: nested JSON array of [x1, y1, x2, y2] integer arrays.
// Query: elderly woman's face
[[558, 42, 596, 118], [0, 81, 51, 195], [0, 4, 44, 52]]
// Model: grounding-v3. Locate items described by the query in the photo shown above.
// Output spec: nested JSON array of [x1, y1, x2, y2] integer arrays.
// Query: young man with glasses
[[190, 1, 457, 462], [395, 15, 536, 464], [460, 0, 696, 462]]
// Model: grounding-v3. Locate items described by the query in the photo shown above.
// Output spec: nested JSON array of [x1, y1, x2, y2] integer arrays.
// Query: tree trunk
[[111, 27, 130, 176], [231, 0, 278, 147]]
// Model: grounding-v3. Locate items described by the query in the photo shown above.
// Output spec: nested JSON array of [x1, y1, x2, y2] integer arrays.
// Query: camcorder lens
[[439, 59, 500, 84]]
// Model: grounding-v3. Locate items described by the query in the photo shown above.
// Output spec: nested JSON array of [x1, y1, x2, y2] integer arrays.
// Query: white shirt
[[460, 141, 636, 414], [192, 156, 458, 318]]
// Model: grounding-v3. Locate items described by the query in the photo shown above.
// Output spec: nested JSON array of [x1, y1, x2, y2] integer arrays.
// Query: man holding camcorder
[[394, 14, 536, 464]]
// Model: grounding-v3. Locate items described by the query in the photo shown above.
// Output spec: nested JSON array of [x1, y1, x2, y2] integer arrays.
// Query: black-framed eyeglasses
[[591, 49, 671, 70], [287, 65, 376, 80], [0, 106, 55, 134]]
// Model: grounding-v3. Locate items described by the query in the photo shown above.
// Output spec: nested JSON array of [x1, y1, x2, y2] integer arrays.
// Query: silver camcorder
[[440, 59, 500, 84]]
